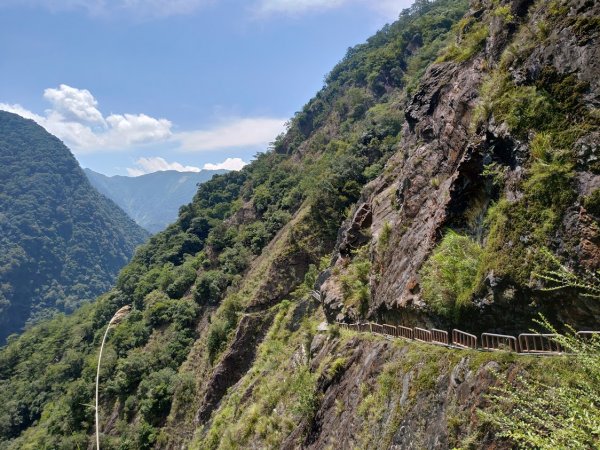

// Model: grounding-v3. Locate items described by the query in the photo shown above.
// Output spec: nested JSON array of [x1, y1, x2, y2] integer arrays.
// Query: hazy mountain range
[[84, 168, 227, 233]]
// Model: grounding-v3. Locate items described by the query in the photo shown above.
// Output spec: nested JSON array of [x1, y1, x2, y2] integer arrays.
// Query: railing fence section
[[452, 329, 477, 349], [576, 331, 600, 340], [431, 329, 449, 346], [382, 324, 397, 337], [481, 333, 519, 352], [414, 327, 432, 343], [518, 333, 562, 354], [334, 320, 599, 356], [370, 323, 384, 334], [397, 326, 414, 340]]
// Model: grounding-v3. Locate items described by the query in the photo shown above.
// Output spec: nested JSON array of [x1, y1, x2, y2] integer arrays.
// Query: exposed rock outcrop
[[195, 312, 274, 423], [321, 0, 600, 331], [285, 333, 517, 450]]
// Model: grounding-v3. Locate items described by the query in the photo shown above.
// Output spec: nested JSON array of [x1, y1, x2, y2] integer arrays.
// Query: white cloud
[[126, 167, 147, 177], [126, 156, 246, 176], [126, 156, 201, 176], [105, 113, 172, 145], [43, 84, 105, 125], [177, 117, 286, 152], [0, 103, 46, 123], [0, 84, 173, 153], [203, 157, 247, 171], [254, 0, 413, 19], [1, 86, 285, 155], [256, 0, 345, 15]]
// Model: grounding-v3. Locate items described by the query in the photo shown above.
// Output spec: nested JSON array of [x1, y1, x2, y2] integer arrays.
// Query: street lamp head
[[109, 305, 131, 327]]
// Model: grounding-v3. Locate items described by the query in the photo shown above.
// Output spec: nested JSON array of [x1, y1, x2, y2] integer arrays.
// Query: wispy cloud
[[254, 0, 413, 19], [256, 0, 345, 15], [0, 85, 285, 154], [369, 0, 414, 19], [202, 157, 247, 171], [127, 156, 201, 176], [177, 117, 286, 152], [5, 0, 412, 20], [5, 0, 215, 19], [126, 156, 247, 176]]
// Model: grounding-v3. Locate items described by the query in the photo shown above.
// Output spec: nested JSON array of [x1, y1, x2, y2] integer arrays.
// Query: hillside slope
[[0, 0, 598, 448], [85, 169, 226, 233], [0, 111, 149, 343]]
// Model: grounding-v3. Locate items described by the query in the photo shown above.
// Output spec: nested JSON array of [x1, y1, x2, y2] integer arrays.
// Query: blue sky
[[0, 0, 414, 176]]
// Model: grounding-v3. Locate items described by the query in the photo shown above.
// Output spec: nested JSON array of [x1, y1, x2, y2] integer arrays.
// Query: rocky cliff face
[[322, 0, 600, 332]]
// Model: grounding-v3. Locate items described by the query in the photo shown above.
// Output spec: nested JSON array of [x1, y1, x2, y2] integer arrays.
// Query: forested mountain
[[0, 111, 149, 343], [85, 169, 226, 233], [0, 0, 598, 448]]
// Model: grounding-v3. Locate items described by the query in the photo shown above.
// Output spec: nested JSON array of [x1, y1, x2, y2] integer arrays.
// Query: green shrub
[[218, 245, 251, 275], [340, 246, 372, 316], [138, 368, 177, 424], [193, 270, 232, 305], [437, 18, 489, 63], [327, 357, 347, 378], [420, 230, 482, 317], [479, 135, 575, 285], [291, 367, 318, 418], [485, 317, 600, 449], [166, 264, 197, 299], [494, 85, 554, 136], [378, 221, 392, 255], [206, 296, 242, 363], [106, 349, 151, 395], [240, 222, 271, 254], [584, 188, 600, 217]]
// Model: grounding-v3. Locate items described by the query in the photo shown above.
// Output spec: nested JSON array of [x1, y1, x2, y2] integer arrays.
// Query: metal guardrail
[[397, 326, 414, 340], [452, 329, 477, 349], [431, 329, 449, 346], [414, 327, 432, 343], [370, 323, 384, 334], [335, 320, 599, 356], [382, 324, 397, 337], [359, 323, 370, 333], [482, 333, 519, 352], [576, 331, 600, 340], [518, 334, 562, 354]]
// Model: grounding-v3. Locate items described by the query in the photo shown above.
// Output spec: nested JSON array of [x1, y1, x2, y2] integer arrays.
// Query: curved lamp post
[[95, 305, 131, 450]]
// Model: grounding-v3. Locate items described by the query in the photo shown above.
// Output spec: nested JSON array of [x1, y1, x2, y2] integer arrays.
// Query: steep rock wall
[[321, 0, 600, 332]]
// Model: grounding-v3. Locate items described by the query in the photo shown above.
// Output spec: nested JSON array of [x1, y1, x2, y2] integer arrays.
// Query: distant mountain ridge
[[85, 168, 226, 233], [0, 111, 149, 343]]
